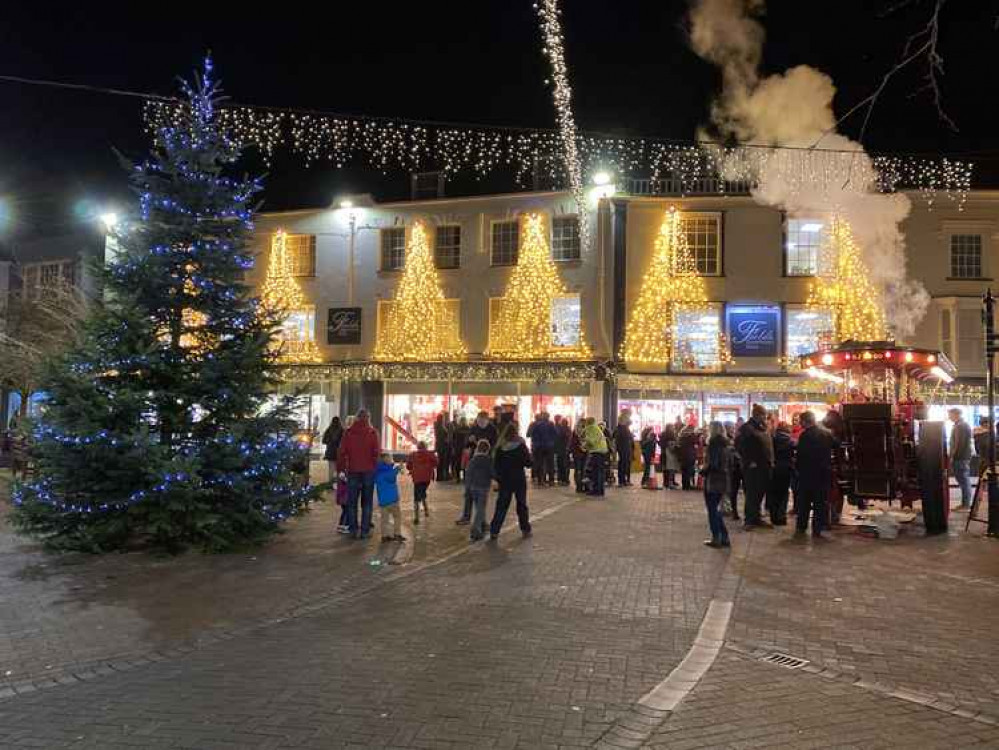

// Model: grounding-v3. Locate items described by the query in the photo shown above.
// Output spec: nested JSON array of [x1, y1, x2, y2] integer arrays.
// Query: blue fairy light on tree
[[12, 58, 319, 552]]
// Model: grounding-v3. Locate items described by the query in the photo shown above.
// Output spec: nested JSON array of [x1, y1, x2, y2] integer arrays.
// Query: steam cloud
[[688, 0, 929, 337]]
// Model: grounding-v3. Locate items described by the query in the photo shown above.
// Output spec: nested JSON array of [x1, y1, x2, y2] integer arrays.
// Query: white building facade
[[252, 182, 999, 445]]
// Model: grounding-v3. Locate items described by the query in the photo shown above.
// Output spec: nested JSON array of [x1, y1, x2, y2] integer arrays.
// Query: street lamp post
[[984, 288, 999, 536], [346, 209, 357, 306]]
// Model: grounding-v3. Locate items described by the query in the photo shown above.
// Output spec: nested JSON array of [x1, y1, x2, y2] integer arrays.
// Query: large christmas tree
[[489, 213, 590, 359], [806, 217, 887, 342], [622, 207, 709, 366], [12, 60, 317, 552], [373, 220, 465, 360]]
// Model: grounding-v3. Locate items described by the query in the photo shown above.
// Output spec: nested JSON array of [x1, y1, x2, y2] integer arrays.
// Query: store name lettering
[[733, 319, 776, 346]]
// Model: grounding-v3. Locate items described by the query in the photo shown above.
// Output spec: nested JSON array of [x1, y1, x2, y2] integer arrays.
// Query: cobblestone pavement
[[3, 469, 999, 749], [0, 478, 726, 749], [0, 465, 573, 691], [723, 508, 999, 721]]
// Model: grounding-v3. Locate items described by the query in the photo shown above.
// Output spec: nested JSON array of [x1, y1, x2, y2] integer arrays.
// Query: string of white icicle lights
[[536, 0, 590, 251], [143, 104, 973, 208]]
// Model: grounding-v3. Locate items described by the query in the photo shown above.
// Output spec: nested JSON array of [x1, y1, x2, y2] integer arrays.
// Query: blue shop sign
[[727, 305, 779, 357]]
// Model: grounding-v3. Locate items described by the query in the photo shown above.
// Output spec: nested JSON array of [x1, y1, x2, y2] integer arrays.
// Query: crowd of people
[[318, 402, 854, 550], [323, 406, 535, 543]]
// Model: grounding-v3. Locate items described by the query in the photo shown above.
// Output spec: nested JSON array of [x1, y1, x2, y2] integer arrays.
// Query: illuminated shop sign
[[727, 305, 780, 358]]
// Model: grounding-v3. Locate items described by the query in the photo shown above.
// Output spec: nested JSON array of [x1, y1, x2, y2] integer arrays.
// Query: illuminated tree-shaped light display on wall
[[806, 217, 887, 344], [623, 207, 729, 370], [374, 221, 466, 361], [260, 230, 322, 363], [489, 213, 591, 360]]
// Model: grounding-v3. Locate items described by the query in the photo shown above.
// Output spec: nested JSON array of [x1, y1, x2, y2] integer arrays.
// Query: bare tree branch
[[813, 0, 955, 148]]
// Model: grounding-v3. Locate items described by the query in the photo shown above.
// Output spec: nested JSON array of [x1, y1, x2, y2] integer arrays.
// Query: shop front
[[383, 381, 595, 452], [616, 374, 833, 436], [279, 361, 608, 453]]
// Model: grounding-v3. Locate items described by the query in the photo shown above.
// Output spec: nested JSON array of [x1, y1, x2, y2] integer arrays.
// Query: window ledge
[[435, 266, 461, 272], [377, 268, 403, 275], [945, 277, 993, 281], [553, 258, 583, 266]]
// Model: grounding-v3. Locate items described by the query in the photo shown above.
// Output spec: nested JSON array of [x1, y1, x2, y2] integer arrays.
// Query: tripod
[[965, 462, 991, 532]]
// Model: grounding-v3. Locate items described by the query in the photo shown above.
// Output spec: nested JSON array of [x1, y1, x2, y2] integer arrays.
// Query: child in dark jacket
[[464, 440, 494, 541], [374, 453, 405, 543]]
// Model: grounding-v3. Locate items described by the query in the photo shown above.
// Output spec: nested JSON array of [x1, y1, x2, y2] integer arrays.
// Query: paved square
[[2, 468, 999, 748]]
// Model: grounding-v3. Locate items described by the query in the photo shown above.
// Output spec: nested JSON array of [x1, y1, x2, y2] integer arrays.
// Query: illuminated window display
[[785, 218, 825, 276], [673, 306, 722, 371], [551, 295, 582, 349], [382, 387, 590, 452], [786, 306, 835, 359], [617, 398, 701, 437]]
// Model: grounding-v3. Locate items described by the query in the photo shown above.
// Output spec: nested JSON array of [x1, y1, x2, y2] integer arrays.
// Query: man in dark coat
[[735, 404, 774, 529], [433, 413, 450, 481], [469, 410, 498, 449], [613, 414, 635, 486], [450, 415, 470, 482], [530, 412, 557, 486], [678, 425, 699, 491], [768, 422, 795, 526], [554, 415, 572, 485], [794, 410, 837, 539]]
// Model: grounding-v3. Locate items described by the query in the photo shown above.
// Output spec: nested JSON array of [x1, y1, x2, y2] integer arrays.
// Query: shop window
[[279, 307, 317, 359], [21, 260, 75, 299], [551, 216, 581, 261], [380, 227, 406, 272], [434, 225, 461, 269], [378, 299, 463, 351], [551, 295, 582, 348], [958, 307, 983, 371], [950, 234, 983, 279], [683, 214, 721, 276], [785, 219, 824, 276], [672, 305, 722, 371], [285, 234, 316, 277], [786, 307, 835, 359], [490, 295, 582, 351], [491, 220, 519, 266]]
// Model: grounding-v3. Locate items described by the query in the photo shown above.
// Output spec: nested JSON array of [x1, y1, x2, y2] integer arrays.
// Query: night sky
[[1, 1, 997, 239]]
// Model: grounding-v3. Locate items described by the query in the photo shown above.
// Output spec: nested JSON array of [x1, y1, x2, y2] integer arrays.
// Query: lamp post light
[[99, 212, 118, 232]]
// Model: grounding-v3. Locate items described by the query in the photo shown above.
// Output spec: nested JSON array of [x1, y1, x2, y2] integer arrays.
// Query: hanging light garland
[[260, 230, 323, 364], [536, 0, 590, 253], [277, 359, 611, 384], [489, 213, 591, 360], [373, 221, 466, 361], [142, 100, 972, 207], [806, 218, 888, 343]]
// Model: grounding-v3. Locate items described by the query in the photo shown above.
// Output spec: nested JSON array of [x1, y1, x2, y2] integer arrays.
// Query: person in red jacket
[[406, 441, 439, 524], [336, 409, 381, 539]]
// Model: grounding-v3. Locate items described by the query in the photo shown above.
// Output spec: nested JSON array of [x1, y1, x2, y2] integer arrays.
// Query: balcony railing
[[626, 177, 754, 197]]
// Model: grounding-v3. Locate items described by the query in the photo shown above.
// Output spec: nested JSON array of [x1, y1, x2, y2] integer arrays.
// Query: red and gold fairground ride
[[799, 341, 958, 533]]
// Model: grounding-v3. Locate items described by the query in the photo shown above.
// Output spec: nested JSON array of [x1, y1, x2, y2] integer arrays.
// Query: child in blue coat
[[375, 453, 406, 543]]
